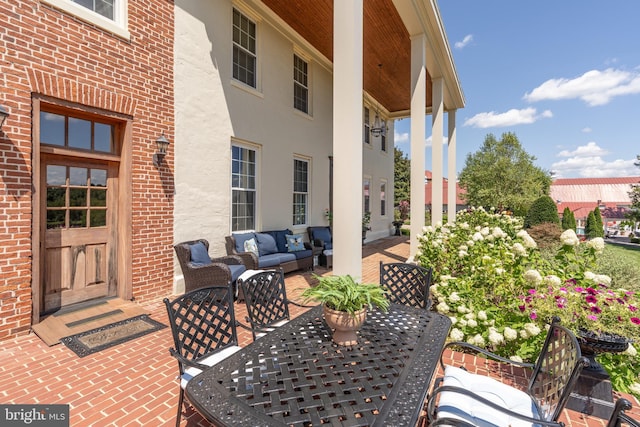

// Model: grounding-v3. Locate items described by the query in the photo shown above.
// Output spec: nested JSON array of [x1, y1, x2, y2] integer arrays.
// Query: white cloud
[[524, 68, 640, 106], [394, 130, 409, 143], [454, 34, 473, 49], [463, 108, 552, 128], [581, 127, 592, 133], [425, 135, 449, 147], [551, 142, 638, 178]]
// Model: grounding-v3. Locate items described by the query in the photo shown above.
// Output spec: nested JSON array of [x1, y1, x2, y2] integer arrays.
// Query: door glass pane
[[47, 210, 66, 229], [90, 189, 107, 207], [68, 117, 92, 150], [40, 112, 65, 146], [94, 123, 113, 153], [47, 165, 66, 185], [69, 188, 87, 207], [69, 167, 88, 186], [90, 210, 107, 227], [69, 210, 87, 228], [47, 188, 66, 207]]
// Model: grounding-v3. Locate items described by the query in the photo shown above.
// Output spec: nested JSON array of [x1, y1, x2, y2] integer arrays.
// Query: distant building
[[424, 171, 468, 215], [550, 177, 640, 234]]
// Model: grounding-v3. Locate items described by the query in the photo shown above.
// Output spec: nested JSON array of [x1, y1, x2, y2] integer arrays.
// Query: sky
[[393, 1, 640, 179]]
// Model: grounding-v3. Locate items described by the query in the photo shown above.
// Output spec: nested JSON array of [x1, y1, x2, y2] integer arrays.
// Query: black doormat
[[60, 315, 166, 358]]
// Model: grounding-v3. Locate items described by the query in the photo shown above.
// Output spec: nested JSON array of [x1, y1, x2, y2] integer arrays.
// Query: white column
[[447, 109, 457, 224], [332, 0, 363, 278], [410, 34, 426, 258], [431, 77, 444, 225]]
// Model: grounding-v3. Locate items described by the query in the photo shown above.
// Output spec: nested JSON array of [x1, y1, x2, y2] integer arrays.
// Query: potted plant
[[301, 274, 389, 345], [362, 211, 371, 242]]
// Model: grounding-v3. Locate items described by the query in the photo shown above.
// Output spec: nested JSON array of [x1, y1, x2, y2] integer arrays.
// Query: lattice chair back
[[379, 261, 432, 309], [608, 398, 639, 427], [528, 320, 589, 421], [164, 285, 239, 372], [238, 269, 291, 340]]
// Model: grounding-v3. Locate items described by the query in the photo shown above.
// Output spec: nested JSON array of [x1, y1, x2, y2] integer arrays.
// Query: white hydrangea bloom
[[544, 275, 562, 286], [449, 292, 461, 303], [458, 319, 468, 327], [560, 229, 580, 247], [524, 269, 543, 285], [504, 327, 518, 341], [477, 311, 487, 321], [522, 234, 537, 248], [460, 222, 470, 229], [524, 323, 541, 337], [424, 226, 434, 233], [596, 274, 612, 286], [467, 334, 485, 347], [464, 312, 476, 320], [480, 227, 490, 236], [472, 232, 484, 241], [467, 319, 478, 328], [512, 242, 527, 256], [457, 305, 468, 314], [492, 227, 507, 239], [584, 271, 596, 281], [459, 245, 468, 252], [450, 328, 464, 341], [624, 343, 637, 357], [587, 237, 605, 252], [510, 355, 523, 363], [436, 301, 450, 314], [449, 316, 458, 325], [520, 329, 529, 339], [629, 382, 640, 396], [495, 268, 505, 275], [458, 250, 468, 258], [488, 328, 504, 345]]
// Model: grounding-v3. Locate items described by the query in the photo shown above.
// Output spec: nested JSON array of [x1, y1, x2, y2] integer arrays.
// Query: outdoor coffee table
[[185, 303, 452, 426]]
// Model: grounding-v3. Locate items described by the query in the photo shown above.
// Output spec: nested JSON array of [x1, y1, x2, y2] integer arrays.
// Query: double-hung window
[[231, 145, 257, 231], [232, 8, 257, 88], [380, 180, 387, 216], [363, 177, 371, 214], [293, 55, 309, 113], [42, 0, 129, 38], [293, 158, 309, 226]]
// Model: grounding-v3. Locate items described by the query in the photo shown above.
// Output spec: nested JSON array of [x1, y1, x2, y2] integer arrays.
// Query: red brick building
[[0, 1, 174, 340]]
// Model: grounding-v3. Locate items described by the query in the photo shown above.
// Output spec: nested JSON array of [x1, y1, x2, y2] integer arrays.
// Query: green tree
[[561, 207, 576, 231], [627, 154, 640, 230], [585, 211, 597, 238], [524, 195, 559, 228], [458, 132, 552, 216], [394, 147, 410, 205], [592, 206, 604, 237]]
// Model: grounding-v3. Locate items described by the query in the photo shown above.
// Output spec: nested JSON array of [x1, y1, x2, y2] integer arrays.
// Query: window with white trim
[[71, 0, 114, 20], [293, 55, 309, 113], [363, 176, 371, 214], [231, 145, 257, 231], [233, 8, 257, 88], [363, 107, 370, 145], [41, 0, 129, 38], [380, 180, 387, 216], [293, 158, 309, 226]]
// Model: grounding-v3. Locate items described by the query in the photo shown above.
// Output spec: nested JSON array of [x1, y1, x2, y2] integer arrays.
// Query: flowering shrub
[[416, 207, 640, 397]]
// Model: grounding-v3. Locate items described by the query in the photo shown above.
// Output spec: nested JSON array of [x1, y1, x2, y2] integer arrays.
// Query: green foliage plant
[[301, 274, 389, 317], [394, 148, 411, 203], [416, 207, 640, 398], [593, 207, 605, 238], [585, 211, 597, 238], [561, 207, 576, 231], [524, 195, 559, 228]]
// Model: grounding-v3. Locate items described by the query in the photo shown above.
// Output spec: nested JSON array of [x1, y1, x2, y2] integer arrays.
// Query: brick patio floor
[[0, 236, 637, 426]]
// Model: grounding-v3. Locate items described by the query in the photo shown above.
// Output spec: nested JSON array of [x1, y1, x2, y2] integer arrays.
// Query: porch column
[[409, 34, 426, 258], [447, 109, 457, 223], [332, 0, 363, 277], [431, 77, 444, 225]]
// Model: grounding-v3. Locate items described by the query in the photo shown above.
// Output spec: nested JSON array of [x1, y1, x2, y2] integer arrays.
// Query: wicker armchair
[[174, 239, 246, 294], [427, 318, 589, 426]]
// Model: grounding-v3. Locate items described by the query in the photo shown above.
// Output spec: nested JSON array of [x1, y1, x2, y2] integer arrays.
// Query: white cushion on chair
[[437, 365, 540, 427], [180, 345, 242, 389], [254, 319, 289, 339]]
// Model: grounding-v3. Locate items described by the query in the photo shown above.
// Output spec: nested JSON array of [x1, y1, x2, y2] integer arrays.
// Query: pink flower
[[530, 312, 537, 320], [586, 287, 598, 295], [518, 305, 525, 312], [574, 286, 584, 292], [590, 306, 602, 314], [629, 305, 638, 312], [631, 317, 640, 325], [587, 315, 598, 321], [585, 295, 597, 304], [528, 289, 537, 294]]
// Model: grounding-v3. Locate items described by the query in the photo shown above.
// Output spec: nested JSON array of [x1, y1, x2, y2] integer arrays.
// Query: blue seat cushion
[[228, 264, 246, 282], [292, 249, 312, 260], [189, 242, 212, 265], [258, 253, 296, 268], [256, 233, 279, 256], [233, 232, 256, 253], [324, 241, 333, 250]]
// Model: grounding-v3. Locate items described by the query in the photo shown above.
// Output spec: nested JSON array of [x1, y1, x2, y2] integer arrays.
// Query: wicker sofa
[[225, 229, 313, 273]]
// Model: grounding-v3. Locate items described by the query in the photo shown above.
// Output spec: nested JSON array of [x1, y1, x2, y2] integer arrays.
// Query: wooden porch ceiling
[[262, 0, 433, 116]]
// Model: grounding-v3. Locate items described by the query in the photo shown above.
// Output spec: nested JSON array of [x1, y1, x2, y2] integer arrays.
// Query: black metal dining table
[[185, 303, 452, 427]]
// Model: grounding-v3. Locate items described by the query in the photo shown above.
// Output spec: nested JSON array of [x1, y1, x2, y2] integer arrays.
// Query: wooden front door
[[41, 158, 116, 312]]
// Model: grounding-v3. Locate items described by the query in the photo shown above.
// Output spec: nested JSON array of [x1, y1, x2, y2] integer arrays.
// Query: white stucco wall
[[173, 0, 395, 290]]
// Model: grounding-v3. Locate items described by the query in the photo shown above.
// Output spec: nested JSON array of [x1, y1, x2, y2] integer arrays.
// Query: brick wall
[[0, 0, 175, 340]]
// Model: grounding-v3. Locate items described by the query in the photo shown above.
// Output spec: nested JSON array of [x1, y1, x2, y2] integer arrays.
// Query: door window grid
[[46, 165, 107, 229], [233, 9, 257, 88], [293, 55, 309, 113], [293, 158, 309, 226], [40, 111, 114, 153], [232, 145, 257, 231]]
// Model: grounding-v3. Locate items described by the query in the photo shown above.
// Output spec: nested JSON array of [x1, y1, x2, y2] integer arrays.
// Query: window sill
[[41, 0, 130, 41]]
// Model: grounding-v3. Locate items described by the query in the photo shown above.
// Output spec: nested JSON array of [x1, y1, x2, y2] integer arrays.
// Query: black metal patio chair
[[427, 318, 589, 427], [608, 398, 640, 427], [163, 285, 241, 427], [238, 268, 313, 340], [379, 261, 432, 309]]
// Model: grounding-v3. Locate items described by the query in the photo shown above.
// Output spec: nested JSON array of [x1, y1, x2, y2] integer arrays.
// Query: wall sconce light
[[153, 132, 170, 167], [0, 105, 9, 130], [370, 64, 386, 137]]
